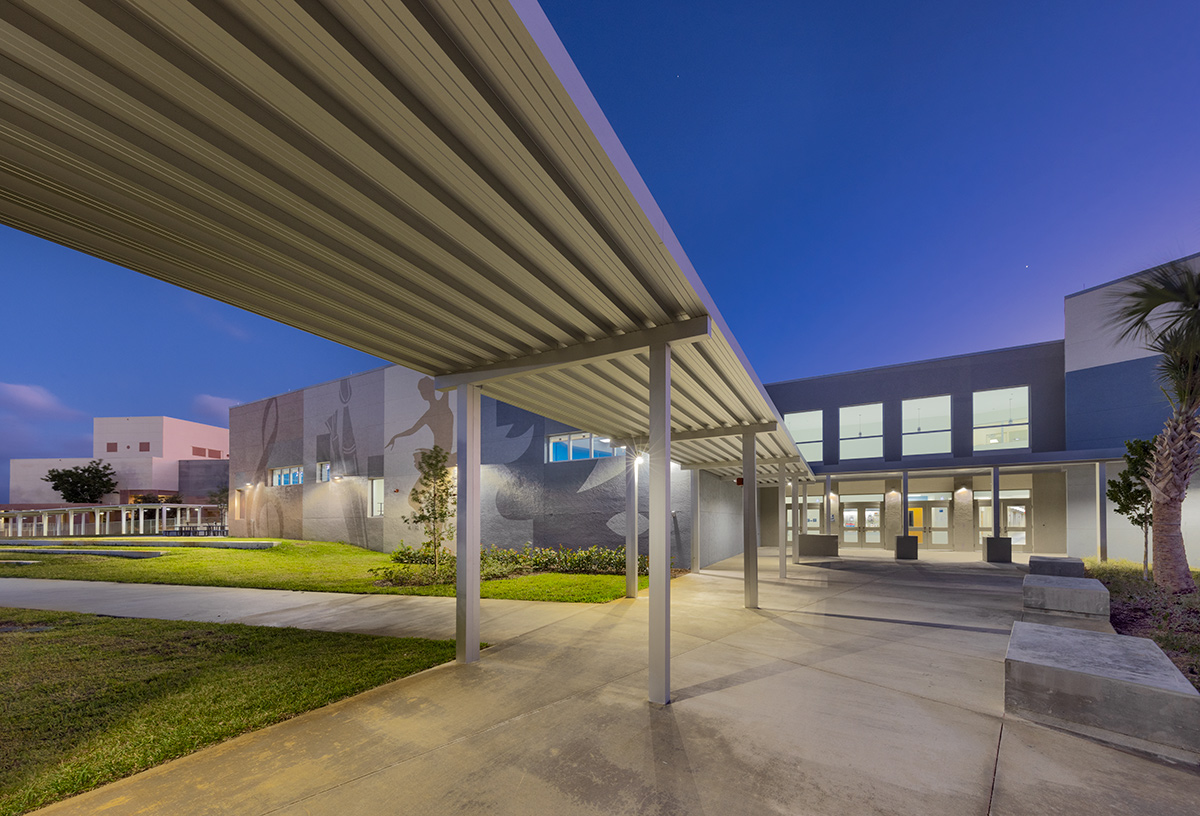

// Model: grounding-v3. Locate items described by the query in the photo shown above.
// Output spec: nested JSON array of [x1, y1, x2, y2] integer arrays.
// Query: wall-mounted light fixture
[[332, 475, 343, 482], [635, 455, 645, 466]]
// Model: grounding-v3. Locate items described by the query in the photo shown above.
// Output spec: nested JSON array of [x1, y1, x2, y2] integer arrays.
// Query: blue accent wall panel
[[1065, 357, 1167, 450]]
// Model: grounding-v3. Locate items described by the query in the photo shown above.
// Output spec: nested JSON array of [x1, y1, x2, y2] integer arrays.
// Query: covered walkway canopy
[[0, 0, 809, 703]]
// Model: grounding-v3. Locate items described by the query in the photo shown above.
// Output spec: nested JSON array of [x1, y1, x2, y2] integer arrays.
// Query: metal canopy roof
[[0, 0, 808, 480]]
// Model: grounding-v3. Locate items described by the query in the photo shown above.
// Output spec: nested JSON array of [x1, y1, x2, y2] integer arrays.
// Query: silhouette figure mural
[[386, 376, 454, 514]]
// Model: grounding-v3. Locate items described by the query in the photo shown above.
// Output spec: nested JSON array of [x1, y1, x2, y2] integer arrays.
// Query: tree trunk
[[1143, 523, 1150, 580], [1151, 497, 1197, 593]]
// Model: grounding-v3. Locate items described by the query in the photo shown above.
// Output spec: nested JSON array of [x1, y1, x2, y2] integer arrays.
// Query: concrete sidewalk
[[10, 552, 1200, 815], [0, 578, 591, 643]]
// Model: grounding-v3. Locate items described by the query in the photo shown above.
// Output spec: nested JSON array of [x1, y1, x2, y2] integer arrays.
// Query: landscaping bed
[[1085, 558, 1200, 690], [0, 607, 455, 816]]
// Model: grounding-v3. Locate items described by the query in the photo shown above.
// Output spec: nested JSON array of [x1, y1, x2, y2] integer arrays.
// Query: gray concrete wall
[[1032, 471, 1067, 553], [177, 459, 230, 502], [697, 471, 741, 568]]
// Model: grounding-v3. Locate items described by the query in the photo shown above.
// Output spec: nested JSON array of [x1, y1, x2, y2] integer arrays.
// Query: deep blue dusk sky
[[3, 0, 1199, 500]]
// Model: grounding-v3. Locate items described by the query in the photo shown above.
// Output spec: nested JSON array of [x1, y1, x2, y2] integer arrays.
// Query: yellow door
[[909, 507, 924, 545]]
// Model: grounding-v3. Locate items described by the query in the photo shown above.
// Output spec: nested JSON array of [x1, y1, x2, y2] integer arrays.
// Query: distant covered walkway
[[0, 504, 222, 538]]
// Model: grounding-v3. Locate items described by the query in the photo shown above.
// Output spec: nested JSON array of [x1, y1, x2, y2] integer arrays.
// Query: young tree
[[1110, 261, 1200, 593], [42, 460, 118, 503], [1107, 439, 1154, 579], [207, 485, 230, 524], [401, 446, 456, 571]]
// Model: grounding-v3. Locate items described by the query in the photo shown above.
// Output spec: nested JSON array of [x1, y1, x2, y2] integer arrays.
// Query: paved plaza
[[3, 551, 1198, 815]]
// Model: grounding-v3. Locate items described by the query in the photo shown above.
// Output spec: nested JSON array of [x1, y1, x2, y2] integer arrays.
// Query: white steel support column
[[16, 514, 23, 537], [796, 482, 806, 564], [648, 342, 672, 705], [41, 513, 48, 537], [68, 511, 74, 536], [901, 471, 910, 536], [742, 431, 759, 609], [625, 446, 639, 598], [159, 506, 166, 534], [822, 475, 832, 535], [138, 507, 145, 535], [456, 383, 482, 664], [777, 464, 788, 578], [121, 509, 127, 535], [690, 470, 700, 574], [991, 467, 1002, 538], [1096, 461, 1108, 562]]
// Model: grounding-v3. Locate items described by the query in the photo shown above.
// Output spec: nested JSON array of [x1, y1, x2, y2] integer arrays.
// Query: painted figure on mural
[[385, 376, 453, 453], [327, 378, 367, 544], [385, 376, 454, 514]]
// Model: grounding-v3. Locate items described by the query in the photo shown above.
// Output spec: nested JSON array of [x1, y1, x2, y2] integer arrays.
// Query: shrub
[[371, 541, 649, 586]]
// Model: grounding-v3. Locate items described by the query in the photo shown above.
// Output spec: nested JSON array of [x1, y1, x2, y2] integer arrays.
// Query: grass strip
[[0, 607, 455, 816], [0, 541, 648, 603]]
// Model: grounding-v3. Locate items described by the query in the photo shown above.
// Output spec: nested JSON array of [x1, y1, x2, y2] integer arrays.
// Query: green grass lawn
[[0, 540, 648, 603], [0, 607, 455, 816]]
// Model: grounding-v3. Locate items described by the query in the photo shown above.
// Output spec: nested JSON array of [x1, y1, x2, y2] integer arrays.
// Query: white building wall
[[1066, 462, 1200, 566], [9, 458, 94, 503], [161, 416, 230, 461], [9, 456, 162, 504], [92, 416, 165, 458], [1065, 254, 1200, 373]]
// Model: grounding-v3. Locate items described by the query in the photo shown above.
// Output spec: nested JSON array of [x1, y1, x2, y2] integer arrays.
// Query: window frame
[[901, 394, 952, 457], [784, 410, 823, 464], [972, 386, 1031, 452], [269, 465, 304, 486], [546, 432, 625, 463], [839, 402, 884, 460], [369, 477, 385, 517]]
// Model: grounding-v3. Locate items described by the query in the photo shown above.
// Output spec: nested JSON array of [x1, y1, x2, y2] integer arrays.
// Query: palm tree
[[1110, 261, 1200, 593]]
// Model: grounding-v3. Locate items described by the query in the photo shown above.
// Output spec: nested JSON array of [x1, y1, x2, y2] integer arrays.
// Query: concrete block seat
[[1006, 621, 1200, 761], [1022, 574, 1109, 619], [793, 534, 838, 559], [1028, 555, 1086, 578]]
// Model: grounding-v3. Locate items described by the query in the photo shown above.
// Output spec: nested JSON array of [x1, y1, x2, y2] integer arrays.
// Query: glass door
[[1002, 501, 1031, 551], [843, 507, 859, 545]]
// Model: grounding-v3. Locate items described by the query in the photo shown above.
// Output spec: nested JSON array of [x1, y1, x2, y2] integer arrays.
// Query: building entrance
[[908, 503, 951, 549], [841, 503, 882, 547], [976, 492, 1033, 551]]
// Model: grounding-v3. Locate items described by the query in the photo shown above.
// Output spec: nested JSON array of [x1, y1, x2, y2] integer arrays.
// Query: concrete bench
[[1006, 621, 1200, 761], [793, 534, 838, 560], [1022, 574, 1109, 619], [1028, 555, 1086, 578]]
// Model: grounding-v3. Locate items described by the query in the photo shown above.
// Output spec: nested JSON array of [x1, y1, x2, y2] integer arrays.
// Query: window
[[369, 478, 384, 516], [547, 432, 625, 463], [783, 410, 822, 463], [839, 403, 883, 459], [269, 466, 304, 486], [192, 446, 206, 457], [973, 387, 1029, 451], [902, 395, 951, 456], [139, 442, 151, 452], [316, 462, 331, 482], [106, 442, 118, 452]]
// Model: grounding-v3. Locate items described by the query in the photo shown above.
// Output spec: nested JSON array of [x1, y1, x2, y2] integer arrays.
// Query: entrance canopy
[[0, 0, 807, 479]]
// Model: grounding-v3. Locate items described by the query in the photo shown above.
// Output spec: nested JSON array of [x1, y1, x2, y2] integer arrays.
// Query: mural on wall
[[386, 376, 454, 514], [323, 377, 367, 546], [250, 397, 284, 537]]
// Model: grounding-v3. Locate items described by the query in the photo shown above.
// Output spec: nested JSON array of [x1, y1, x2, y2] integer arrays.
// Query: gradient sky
[[3, 0, 1199, 500]]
